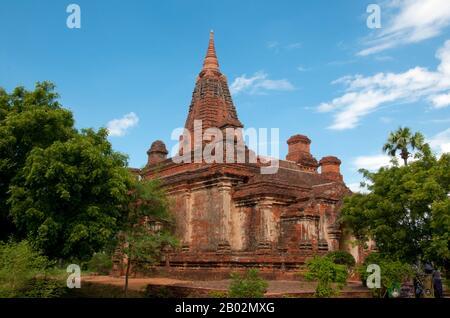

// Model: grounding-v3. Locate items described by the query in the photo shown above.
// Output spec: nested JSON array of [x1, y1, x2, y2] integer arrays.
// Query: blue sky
[[1, 0, 450, 190]]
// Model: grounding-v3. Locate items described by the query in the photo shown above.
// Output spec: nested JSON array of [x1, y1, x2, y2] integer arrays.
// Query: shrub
[[152, 286, 175, 298], [208, 291, 228, 298], [19, 277, 67, 298], [326, 251, 356, 268], [358, 253, 413, 297], [304, 256, 348, 298], [228, 269, 268, 298], [359, 252, 384, 286], [0, 240, 58, 297], [66, 281, 144, 298], [363, 252, 384, 266], [88, 252, 112, 275]]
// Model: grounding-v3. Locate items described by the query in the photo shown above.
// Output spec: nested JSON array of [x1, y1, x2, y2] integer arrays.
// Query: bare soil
[[82, 275, 368, 296]]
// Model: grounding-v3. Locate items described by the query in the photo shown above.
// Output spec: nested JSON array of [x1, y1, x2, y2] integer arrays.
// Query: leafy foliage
[[119, 179, 177, 294], [0, 82, 75, 240], [304, 256, 348, 297], [228, 269, 268, 298], [0, 82, 182, 298], [208, 290, 228, 298], [326, 250, 356, 268], [145, 286, 175, 298], [8, 128, 131, 261], [0, 240, 61, 297], [18, 277, 67, 298], [382, 127, 427, 165], [88, 252, 113, 275], [340, 152, 450, 267], [358, 253, 413, 298]]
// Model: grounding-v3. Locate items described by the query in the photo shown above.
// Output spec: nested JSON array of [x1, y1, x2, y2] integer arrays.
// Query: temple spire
[[184, 31, 243, 135], [202, 30, 220, 71]]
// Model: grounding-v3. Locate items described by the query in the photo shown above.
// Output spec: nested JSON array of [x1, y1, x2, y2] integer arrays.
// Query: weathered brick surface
[[118, 32, 371, 275]]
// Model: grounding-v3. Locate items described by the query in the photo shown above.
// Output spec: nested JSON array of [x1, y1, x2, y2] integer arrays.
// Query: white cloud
[[374, 55, 394, 62], [350, 129, 449, 173], [380, 116, 393, 123], [267, 41, 302, 52], [318, 40, 450, 130], [285, 42, 302, 50], [429, 118, 450, 123], [266, 41, 279, 49], [348, 128, 450, 193], [347, 182, 370, 193], [230, 71, 295, 95], [430, 92, 450, 108], [358, 0, 450, 56], [428, 128, 450, 155], [352, 154, 392, 171], [327, 59, 357, 66], [106, 112, 139, 137]]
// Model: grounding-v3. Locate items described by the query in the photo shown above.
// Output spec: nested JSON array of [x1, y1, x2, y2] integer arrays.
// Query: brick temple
[[137, 32, 367, 271]]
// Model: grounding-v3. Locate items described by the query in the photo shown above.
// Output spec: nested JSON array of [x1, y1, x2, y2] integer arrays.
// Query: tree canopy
[[382, 127, 426, 166], [0, 82, 75, 240], [0, 82, 178, 267], [8, 128, 132, 260], [119, 179, 177, 293], [340, 149, 450, 268]]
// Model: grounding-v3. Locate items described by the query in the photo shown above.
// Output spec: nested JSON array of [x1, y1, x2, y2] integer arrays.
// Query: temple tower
[[184, 31, 243, 134]]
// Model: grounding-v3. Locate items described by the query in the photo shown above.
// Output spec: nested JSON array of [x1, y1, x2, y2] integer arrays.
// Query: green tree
[[88, 252, 113, 275], [341, 151, 450, 268], [119, 179, 177, 295], [304, 256, 348, 297], [228, 269, 268, 298], [8, 128, 131, 261], [0, 82, 75, 240], [0, 82, 61, 121], [382, 127, 426, 166]]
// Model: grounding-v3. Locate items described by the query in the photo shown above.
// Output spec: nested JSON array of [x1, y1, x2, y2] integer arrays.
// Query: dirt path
[[82, 275, 367, 296], [83, 275, 193, 291]]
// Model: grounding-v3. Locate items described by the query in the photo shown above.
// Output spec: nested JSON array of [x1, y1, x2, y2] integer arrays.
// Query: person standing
[[433, 271, 443, 298], [423, 262, 434, 298], [414, 276, 423, 298]]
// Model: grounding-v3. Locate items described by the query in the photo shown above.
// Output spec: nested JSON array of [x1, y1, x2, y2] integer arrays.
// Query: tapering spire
[[184, 31, 243, 136], [202, 30, 220, 71]]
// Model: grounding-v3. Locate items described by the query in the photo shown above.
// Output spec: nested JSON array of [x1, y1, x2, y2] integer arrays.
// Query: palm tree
[[382, 127, 425, 166]]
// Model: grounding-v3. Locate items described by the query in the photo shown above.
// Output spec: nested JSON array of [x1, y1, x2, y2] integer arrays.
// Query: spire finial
[[203, 30, 219, 71]]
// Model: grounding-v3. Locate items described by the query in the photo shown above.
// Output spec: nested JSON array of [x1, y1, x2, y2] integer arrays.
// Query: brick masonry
[[114, 32, 375, 276]]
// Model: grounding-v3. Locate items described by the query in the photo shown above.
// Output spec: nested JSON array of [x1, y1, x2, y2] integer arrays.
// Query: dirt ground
[[82, 275, 367, 296]]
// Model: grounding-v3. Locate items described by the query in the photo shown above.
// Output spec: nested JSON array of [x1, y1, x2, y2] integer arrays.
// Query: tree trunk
[[401, 150, 409, 166], [124, 257, 131, 295]]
